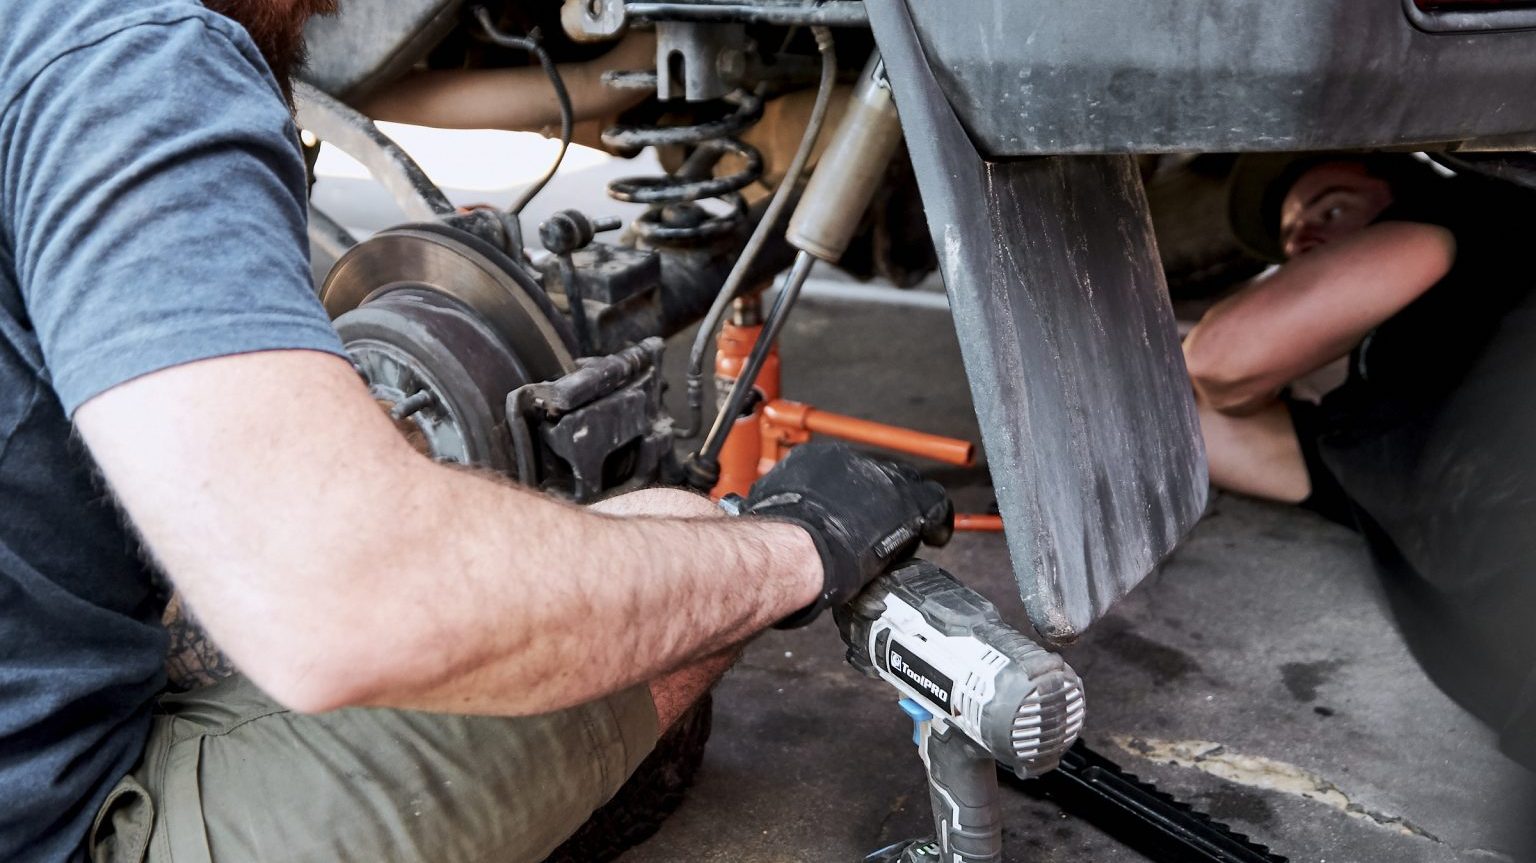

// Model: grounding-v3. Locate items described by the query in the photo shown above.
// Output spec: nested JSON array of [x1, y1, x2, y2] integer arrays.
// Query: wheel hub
[[321, 225, 577, 474]]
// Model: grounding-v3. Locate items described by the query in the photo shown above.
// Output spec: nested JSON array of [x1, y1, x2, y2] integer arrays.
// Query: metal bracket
[[506, 338, 676, 501], [565, 0, 869, 37]]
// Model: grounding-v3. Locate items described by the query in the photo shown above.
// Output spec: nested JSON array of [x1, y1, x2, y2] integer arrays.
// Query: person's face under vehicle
[[1279, 161, 1394, 260], [204, 0, 336, 100]]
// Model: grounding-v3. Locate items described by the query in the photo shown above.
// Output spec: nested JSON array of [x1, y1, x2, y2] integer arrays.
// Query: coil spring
[[600, 71, 765, 245]]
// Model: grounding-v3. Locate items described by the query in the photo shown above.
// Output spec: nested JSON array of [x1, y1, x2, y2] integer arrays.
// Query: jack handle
[[762, 400, 974, 467]]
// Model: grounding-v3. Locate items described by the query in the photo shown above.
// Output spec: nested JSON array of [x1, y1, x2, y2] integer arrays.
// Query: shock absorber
[[600, 73, 765, 246], [689, 51, 904, 487]]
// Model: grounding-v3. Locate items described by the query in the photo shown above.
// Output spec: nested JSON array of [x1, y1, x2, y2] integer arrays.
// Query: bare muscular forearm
[[78, 351, 821, 716], [151, 472, 813, 713], [158, 469, 817, 715], [154, 484, 779, 710], [300, 461, 814, 715], [345, 465, 818, 715]]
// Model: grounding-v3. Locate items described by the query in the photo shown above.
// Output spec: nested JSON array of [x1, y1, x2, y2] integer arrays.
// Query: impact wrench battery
[[836, 560, 1086, 863]]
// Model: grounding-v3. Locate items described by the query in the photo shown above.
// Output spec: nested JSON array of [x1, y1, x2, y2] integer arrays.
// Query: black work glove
[[742, 442, 954, 628]]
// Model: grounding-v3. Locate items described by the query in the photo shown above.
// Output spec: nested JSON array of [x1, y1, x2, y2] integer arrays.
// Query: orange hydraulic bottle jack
[[712, 310, 781, 500], [708, 302, 1000, 532]]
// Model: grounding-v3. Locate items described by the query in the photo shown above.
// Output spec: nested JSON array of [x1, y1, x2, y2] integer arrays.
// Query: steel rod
[[696, 250, 816, 468], [627, 1, 868, 27]]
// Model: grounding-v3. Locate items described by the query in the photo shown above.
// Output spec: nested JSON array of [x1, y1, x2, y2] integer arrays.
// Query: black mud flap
[[868, 2, 1208, 643]]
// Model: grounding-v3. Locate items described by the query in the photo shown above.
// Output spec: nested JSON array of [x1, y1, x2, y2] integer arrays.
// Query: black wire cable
[[472, 6, 575, 216]]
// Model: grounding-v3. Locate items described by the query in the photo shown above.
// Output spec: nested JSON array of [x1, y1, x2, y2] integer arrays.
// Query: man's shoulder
[[0, 1, 260, 115]]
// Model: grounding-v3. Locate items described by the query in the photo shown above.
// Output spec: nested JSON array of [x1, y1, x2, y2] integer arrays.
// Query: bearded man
[[0, 3, 950, 861]]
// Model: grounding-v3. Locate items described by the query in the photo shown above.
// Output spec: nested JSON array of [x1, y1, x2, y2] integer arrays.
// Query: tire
[[541, 694, 714, 863]]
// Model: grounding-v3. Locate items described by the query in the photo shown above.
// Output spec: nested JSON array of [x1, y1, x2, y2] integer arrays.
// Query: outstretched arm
[[156, 485, 735, 694], [76, 349, 821, 716], [1183, 221, 1455, 415]]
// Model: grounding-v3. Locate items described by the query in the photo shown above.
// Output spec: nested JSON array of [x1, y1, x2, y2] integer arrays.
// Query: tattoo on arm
[[162, 593, 239, 690]]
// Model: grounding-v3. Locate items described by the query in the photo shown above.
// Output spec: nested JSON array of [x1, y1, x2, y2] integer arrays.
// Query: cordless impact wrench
[[836, 560, 1086, 863]]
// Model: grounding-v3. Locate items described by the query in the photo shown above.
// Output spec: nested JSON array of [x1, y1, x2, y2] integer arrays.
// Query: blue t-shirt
[[0, 3, 345, 860]]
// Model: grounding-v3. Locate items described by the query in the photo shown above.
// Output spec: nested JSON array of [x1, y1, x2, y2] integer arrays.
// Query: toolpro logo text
[[888, 643, 952, 711]]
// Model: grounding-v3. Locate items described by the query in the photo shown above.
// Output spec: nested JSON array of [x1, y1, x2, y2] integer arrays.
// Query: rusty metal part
[[526, 196, 798, 357], [337, 287, 532, 471], [544, 242, 659, 306], [515, 338, 661, 414], [506, 338, 676, 501], [532, 230, 772, 357], [602, 86, 763, 149], [324, 223, 674, 499], [376, 397, 435, 457], [322, 224, 577, 382], [786, 53, 903, 262], [603, 86, 765, 245], [619, 138, 764, 205], [389, 389, 436, 420], [324, 226, 578, 473], [355, 31, 656, 134]]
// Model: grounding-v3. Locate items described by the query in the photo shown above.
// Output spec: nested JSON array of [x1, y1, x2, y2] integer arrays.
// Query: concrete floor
[[626, 294, 1536, 863]]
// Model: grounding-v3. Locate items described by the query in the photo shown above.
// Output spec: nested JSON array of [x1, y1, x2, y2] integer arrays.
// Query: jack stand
[[708, 296, 1002, 536]]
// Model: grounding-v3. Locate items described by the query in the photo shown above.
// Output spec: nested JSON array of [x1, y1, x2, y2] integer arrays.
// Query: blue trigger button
[[898, 697, 932, 746]]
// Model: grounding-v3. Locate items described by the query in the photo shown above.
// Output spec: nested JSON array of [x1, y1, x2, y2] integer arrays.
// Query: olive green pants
[[87, 675, 658, 863]]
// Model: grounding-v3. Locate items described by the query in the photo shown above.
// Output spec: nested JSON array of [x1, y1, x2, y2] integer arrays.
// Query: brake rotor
[[321, 225, 578, 473]]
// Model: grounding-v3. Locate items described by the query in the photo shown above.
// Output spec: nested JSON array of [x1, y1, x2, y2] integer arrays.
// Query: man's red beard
[[203, 0, 338, 106]]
